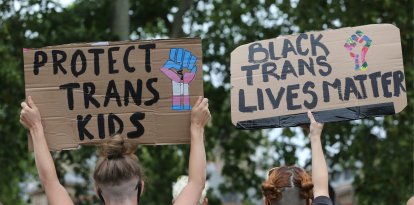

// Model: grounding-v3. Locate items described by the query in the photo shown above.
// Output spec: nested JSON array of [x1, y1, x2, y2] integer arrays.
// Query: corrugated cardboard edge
[[23, 37, 202, 50]]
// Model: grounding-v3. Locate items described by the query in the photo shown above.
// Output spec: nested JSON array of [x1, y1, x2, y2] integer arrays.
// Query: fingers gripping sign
[[20, 96, 41, 129], [160, 48, 198, 111], [307, 110, 324, 137], [191, 96, 211, 128]]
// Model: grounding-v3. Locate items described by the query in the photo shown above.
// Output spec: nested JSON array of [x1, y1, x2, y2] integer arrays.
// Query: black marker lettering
[[298, 58, 315, 76], [265, 87, 285, 109], [296, 34, 309, 56], [52, 50, 67, 75], [108, 47, 120, 74], [248, 43, 268, 64], [393, 70, 406, 97], [316, 56, 332, 76], [286, 84, 301, 110], [88, 48, 104, 75], [239, 89, 256, 112], [33, 51, 47, 75], [138, 44, 156, 73], [268, 42, 282, 60], [381, 71, 392, 98], [262, 62, 280, 82], [282, 39, 297, 58], [241, 64, 260, 85], [123, 46, 136, 73], [83, 82, 100, 109], [127, 112, 145, 139], [354, 74, 368, 99], [77, 114, 93, 140], [145, 78, 159, 106], [257, 88, 264, 110], [124, 79, 142, 106], [104, 80, 122, 107], [369, 71, 381, 97], [344, 77, 362, 100], [97, 114, 105, 139], [310, 34, 329, 56], [108, 113, 124, 136], [71, 49, 87, 77], [322, 79, 342, 102], [59, 83, 80, 110], [303, 81, 317, 109], [281, 60, 298, 80]]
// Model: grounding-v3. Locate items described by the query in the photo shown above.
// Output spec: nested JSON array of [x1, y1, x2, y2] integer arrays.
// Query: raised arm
[[307, 111, 329, 198], [20, 96, 73, 205], [173, 96, 210, 205]]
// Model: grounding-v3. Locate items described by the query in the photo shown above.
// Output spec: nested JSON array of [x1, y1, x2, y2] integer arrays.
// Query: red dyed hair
[[261, 166, 314, 205]]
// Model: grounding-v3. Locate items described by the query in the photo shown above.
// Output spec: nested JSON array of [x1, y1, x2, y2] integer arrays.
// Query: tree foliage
[[0, 0, 412, 205]]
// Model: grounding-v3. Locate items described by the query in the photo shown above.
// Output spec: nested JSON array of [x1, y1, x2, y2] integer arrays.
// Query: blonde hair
[[93, 134, 142, 186], [172, 175, 209, 205]]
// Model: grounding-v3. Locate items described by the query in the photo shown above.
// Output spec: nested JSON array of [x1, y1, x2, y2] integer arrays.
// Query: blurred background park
[[0, 0, 413, 204]]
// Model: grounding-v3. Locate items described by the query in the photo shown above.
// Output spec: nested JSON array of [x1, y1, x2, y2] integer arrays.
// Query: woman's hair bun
[[297, 169, 314, 200], [301, 181, 314, 191], [101, 134, 136, 159], [261, 182, 283, 201], [299, 180, 314, 199], [261, 166, 315, 204], [94, 134, 142, 186]]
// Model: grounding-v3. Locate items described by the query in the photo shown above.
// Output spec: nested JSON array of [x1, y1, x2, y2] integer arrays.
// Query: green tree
[[275, 1, 413, 204], [0, 0, 412, 205]]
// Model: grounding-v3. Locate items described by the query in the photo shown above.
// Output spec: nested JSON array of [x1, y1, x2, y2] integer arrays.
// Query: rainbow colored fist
[[344, 30, 372, 71]]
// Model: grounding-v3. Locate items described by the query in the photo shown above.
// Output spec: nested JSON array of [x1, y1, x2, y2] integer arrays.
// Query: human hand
[[191, 96, 211, 129], [20, 96, 42, 130], [202, 198, 208, 205], [306, 110, 324, 138]]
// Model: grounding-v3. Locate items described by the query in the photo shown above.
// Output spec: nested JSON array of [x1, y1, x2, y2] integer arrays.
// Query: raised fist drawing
[[160, 48, 197, 83], [344, 30, 372, 71], [160, 48, 198, 111]]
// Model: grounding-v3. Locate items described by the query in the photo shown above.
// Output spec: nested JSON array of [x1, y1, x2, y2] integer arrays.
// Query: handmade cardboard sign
[[231, 24, 406, 129], [23, 38, 203, 150]]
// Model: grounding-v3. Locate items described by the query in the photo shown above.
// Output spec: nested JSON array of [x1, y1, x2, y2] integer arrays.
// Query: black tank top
[[313, 196, 333, 205]]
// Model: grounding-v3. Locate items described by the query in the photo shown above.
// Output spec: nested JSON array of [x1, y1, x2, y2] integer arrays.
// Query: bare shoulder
[[407, 196, 414, 205]]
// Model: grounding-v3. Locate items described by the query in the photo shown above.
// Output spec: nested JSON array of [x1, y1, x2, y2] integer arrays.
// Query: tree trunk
[[171, 0, 193, 38], [111, 0, 130, 40]]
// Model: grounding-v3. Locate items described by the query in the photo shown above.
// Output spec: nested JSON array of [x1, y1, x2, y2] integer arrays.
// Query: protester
[[407, 196, 414, 205], [172, 175, 209, 205], [261, 111, 332, 205], [20, 96, 210, 205]]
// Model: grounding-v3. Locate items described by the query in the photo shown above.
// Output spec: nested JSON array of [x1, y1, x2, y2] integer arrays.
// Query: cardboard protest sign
[[23, 38, 203, 150], [230, 24, 407, 129]]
